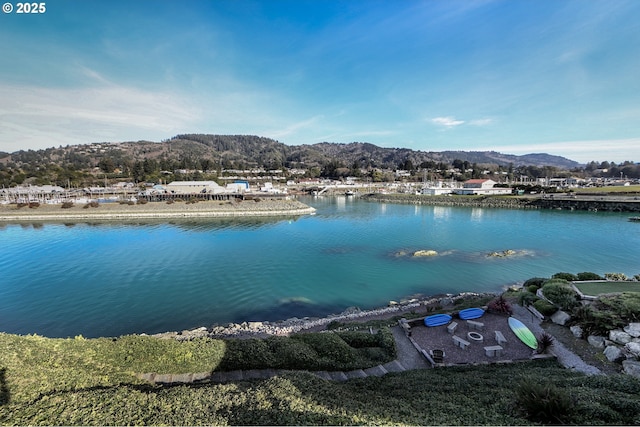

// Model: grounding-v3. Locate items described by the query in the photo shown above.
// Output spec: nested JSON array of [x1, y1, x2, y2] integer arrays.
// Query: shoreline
[[0, 198, 316, 221], [152, 291, 501, 341]]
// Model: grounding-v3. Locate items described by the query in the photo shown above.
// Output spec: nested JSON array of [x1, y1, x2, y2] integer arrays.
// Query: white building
[[166, 181, 225, 194], [453, 179, 512, 195]]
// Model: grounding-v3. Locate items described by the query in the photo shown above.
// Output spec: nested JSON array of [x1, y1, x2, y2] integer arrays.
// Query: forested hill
[[1, 134, 580, 172]]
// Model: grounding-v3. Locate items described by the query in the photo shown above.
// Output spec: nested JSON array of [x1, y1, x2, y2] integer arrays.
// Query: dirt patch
[[410, 313, 539, 365]]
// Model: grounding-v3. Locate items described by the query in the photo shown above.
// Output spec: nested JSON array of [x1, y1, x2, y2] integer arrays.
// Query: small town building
[[453, 179, 512, 195], [166, 181, 225, 194]]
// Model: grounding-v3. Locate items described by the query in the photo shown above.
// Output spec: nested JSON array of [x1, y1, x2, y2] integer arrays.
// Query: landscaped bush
[[218, 338, 276, 371], [532, 299, 557, 316], [28, 202, 40, 208], [522, 277, 547, 289], [487, 295, 513, 315], [577, 271, 603, 281], [266, 336, 319, 370], [571, 293, 640, 335], [541, 279, 579, 311], [536, 332, 555, 354], [61, 201, 74, 208], [605, 272, 629, 281], [517, 291, 538, 306], [552, 272, 578, 281], [214, 329, 396, 372], [515, 379, 575, 424], [526, 284, 539, 294]]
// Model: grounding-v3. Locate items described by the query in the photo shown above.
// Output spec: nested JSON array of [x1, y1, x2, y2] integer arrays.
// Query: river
[[1, 196, 638, 338]]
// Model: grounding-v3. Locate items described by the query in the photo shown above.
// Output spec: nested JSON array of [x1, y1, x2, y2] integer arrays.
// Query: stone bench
[[467, 320, 485, 330], [484, 345, 504, 357], [447, 321, 458, 334], [452, 335, 470, 350], [494, 330, 507, 345]]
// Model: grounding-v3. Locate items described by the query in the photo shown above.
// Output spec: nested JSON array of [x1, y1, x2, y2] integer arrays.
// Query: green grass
[[574, 281, 640, 297], [575, 184, 640, 194]]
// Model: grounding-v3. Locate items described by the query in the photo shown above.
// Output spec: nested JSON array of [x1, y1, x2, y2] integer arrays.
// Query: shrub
[[605, 272, 628, 281], [61, 201, 74, 209], [28, 202, 40, 208], [526, 284, 539, 294], [536, 332, 555, 354], [577, 271, 603, 281], [137, 199, 147, 205], [266, 336, 318, 370], [541, 280, 579, 311], [487, 295, 513, 315], [532, 299, 557, 316], [217, 338, 276, 371], [553, 272, 578, 281], [517, 291, 538, 307], [523, 277, 546, 289], [515, 379, 575, 424]]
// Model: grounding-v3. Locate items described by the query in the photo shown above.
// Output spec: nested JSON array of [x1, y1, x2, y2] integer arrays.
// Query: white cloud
[[431, 116, 465, 127], [469, 118, 493, 126], [0, 83, 201, 151]]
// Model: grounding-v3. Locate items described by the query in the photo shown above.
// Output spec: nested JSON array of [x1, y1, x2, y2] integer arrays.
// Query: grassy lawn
[[575, 184, 640, 194], [573, 281, 640, 297]]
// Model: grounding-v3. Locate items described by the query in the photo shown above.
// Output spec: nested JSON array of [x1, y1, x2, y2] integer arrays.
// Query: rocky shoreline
[[0, 198, 316, 221], [151, 291, 499, 341], [362, 193, 535, 209]]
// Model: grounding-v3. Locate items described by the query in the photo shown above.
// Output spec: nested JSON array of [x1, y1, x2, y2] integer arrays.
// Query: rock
[[570, 325, 583, 338], [610, 330, 632, 345], [551, 310, 571, 326], [604, 345, 626, 363], [624, 342, 640, 358], [622, 360, 640, 378], [487, 250, 516, 257], [413, 249, 438, 257], [587, 335, 606, 349], [624, 323, 640, 338]]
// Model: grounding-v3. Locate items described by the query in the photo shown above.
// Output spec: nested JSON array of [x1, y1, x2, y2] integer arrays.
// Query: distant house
[[166, 181, 225, 194], [453, 179, 512, 195]]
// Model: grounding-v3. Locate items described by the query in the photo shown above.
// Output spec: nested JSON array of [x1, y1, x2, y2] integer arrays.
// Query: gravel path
[[511, 305, 603, 375]]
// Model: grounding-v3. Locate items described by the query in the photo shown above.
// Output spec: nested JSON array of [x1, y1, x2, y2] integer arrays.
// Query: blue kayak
[[424, 314, 452, 327], [458, 308, 485, 320]]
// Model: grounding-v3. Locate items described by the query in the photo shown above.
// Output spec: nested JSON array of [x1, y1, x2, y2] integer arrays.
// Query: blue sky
[[1, 0, 639, 163]]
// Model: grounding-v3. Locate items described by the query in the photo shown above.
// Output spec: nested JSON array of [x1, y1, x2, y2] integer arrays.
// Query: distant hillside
[[438, 151, 580, 169], [2, 134, 580, 171]]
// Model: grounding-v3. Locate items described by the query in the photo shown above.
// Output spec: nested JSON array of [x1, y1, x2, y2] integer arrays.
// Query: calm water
[[1, 196, 638, 338]]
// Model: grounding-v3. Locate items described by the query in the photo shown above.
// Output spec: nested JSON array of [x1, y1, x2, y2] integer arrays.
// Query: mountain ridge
[[1, 134, 581, 170]]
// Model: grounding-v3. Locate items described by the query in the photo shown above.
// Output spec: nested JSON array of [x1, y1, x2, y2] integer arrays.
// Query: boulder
[[570, 325, 583, 338], [624, 342, 640, 358], [587, 335, 606, 349], [604, 345, 626, 363], [622, 360, 640, 379], [413, 250, 438, 257], [624, 323, 640, 338], [551, 310, 571, 326], [610, 330, 632, 345]]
